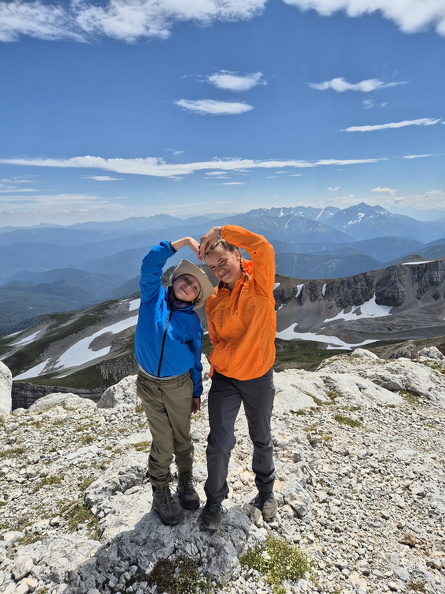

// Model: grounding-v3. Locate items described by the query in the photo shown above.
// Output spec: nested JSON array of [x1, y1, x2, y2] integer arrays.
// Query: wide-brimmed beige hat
[[169, 259, 214, 309]]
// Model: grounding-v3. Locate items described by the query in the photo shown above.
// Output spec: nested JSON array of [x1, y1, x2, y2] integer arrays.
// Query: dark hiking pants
[[204, 368, 275, 503]]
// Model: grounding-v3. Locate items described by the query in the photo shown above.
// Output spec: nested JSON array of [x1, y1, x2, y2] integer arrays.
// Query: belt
[[138, 365, 187, 381]]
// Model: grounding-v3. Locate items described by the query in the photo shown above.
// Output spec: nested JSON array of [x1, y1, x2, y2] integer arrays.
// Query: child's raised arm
[[171, 236, 199, 254]]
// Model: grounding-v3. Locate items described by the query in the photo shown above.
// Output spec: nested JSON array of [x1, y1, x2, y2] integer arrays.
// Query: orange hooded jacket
[[206, 225, 276, 380]]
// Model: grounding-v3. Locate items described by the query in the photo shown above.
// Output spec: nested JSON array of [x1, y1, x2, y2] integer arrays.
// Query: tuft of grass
[[126, 556, 215, 593], [399, 390, 420, 405], [32, 474, 64, 493], [62, 501, 99, 539], [326, 389, 341, 401], [0, 446, 26, 458], [80, 435, 95, 445], [240, 535, 315, 594], [290, 409, 307, 416], [75, 423, 94, 432], [133, 440, 151, 452], [333, 414, 362, 428], [407, 582, 426, 593], [78, 478, 96, 491]]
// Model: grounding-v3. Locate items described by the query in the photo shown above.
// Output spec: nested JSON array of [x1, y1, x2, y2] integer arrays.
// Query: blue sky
[[1, 0, 445, 226]]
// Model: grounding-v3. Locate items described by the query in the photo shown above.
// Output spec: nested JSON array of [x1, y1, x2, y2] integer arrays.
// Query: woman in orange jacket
[[197, 224, 277, 530]]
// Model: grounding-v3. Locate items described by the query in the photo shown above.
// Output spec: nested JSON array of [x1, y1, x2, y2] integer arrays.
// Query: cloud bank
[[2, 0, 445, 43], [283, 0, 445, 36], [0, 155, 387, 178]]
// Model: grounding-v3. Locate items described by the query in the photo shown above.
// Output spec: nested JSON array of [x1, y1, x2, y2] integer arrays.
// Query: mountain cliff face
[[275, 257, 445, 345], [2, 258, 445, 388]]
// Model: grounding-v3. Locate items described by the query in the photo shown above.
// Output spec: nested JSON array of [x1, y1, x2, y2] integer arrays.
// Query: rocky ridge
[[275, 257, 445, 344], [1, 349, 445, 593]]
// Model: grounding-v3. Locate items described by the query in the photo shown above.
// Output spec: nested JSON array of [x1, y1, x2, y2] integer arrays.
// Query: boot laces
[[178, 469, 195, 494], [158, 485, 174, 509]]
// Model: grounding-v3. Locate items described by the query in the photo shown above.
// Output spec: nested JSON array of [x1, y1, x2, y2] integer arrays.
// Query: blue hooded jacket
[[134, 241, 204, 398]]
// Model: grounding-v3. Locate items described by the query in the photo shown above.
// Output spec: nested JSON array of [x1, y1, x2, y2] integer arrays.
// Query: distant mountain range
[[1, 202, 445, 334], [3, 256, 445, 391]]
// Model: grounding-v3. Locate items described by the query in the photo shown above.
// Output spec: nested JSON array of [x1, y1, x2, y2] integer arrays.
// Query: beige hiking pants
[[137, 370, 194, 487]]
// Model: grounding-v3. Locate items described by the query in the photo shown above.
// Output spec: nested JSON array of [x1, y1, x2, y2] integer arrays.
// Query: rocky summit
[[1, 349, 445, 594]]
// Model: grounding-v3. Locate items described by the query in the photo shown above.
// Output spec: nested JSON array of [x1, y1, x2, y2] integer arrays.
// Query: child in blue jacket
[[135, 236, 214, 526]]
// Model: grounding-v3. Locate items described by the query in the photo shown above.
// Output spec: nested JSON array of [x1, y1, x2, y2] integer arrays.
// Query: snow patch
[[12, 330, 41, 347], [55, 316, 138, 370], [128, 298, 140, 311], [325, 294, 391, 322], [276, 324, 375, 350], [14, 359, 52, 380], [296, 284, 304, 298]]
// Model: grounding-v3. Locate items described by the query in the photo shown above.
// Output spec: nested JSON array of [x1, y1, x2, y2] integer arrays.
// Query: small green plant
[[407, 582, 426, 592], [62, 501, 99, 538], [326, 389, 341, 401], [16, 533, 43, 546], [133, 440, 151, 452], [32, 474, 64, 493], [80, 435, 95, 445], [0, 447, 26, 458], [333, 414, 362, 428], [399, 390, 420, 405], [127, 556, 216, 593], [290, 409, 307, 416], [75, 423, 94, 432], [240, 535, 315, 594], [29, 420, 44, 429], [303, 423, 321, 432], [52, 418, 66, 427], [78, 478, 96, 491]]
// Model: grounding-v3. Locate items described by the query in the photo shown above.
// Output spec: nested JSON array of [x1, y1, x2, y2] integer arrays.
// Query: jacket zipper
[[157, 309, 173, 377]]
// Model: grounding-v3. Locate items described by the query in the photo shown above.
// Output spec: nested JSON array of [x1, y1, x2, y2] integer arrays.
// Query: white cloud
[[308, 77, 405, 92], [283, 0, 445, 37], [403, 153, 441, 159], [0, 1, 81, 43], [362, 99, 389, 109], [371, 186, 397, 194], [2, 0, 445, 44], [175, 99, 254, 115], [0, 155, 388, 178], [327, 186, 340, 191], [221, 181, 245, 185], [207, 70, 266, 92], [0, 0, 267, 43], [343, 117, 441, 132]]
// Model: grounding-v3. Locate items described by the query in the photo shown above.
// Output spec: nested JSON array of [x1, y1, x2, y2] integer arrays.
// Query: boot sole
[[152, 504, 185, 526]]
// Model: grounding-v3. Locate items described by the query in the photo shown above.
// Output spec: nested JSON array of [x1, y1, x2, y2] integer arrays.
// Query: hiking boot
[[254, 491, 278, 521], [152, 485, 185, 526], [200, 501, 224, 531], [177, 468, 200, 510]]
